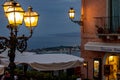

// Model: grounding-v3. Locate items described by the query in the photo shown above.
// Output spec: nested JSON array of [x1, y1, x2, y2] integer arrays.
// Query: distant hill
[[27, 45, 81, 57]]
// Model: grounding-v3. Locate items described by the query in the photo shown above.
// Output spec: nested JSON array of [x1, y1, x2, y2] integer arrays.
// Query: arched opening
[[104, 54, 120, 80]]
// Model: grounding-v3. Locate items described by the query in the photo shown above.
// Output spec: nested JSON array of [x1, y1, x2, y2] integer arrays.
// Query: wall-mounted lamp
[[109, 56, 114, 62], [68, 8, 83, 26], [83, 61, 88, 79], [83, 61, 88, 67]]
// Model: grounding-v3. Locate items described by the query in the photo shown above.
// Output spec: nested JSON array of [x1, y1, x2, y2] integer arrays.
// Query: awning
[[85, 42, 120, 53], [0, 50, 84, 71]]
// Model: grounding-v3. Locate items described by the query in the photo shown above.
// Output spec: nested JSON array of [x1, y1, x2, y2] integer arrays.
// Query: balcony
[[94, 16, 120, 40]]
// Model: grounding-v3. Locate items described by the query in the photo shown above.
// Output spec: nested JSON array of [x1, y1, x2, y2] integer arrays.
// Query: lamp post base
[[8, 62, 16, 80]]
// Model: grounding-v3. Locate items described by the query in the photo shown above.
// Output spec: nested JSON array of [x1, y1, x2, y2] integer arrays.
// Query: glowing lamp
[[83, 62, 88, 67], [68, 8, 75, 19], [5, 2, 24, 27], [109, 56, 114, 62], [24, 6, 39, 29]]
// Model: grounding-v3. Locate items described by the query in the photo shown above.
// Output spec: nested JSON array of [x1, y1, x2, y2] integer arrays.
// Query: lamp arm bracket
[[17, 30, 33, 40], [28, 29, 33, 39], [16, 37, 27, 53], [71, 19, 83, 26], [16, 31, 33, 53]]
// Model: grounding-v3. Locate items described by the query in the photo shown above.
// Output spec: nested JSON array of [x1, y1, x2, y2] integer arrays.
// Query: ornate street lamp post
[[0, 0, 39, 79]]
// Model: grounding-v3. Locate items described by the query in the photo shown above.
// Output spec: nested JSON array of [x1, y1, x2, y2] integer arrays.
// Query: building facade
[[80, 0, 120, 80]]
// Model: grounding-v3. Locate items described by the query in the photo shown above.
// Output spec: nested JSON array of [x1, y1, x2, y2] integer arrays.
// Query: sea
[[26, 32, 81, 57]]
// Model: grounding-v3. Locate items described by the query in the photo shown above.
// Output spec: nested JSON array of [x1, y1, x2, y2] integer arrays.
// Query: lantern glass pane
[[69, 13, 75, 19], [24, 7, 39, 28], [5, 5, 24, 26], [7, 12, 24, 26], [24, 16, 38, 28]]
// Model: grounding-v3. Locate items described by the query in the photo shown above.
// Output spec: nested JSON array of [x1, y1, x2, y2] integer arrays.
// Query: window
[[109, 0, 120, 33], [93, 58, 102, 80]]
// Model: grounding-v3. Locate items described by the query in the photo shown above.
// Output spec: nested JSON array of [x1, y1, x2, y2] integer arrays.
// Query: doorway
[[105, 55, 120, 80]]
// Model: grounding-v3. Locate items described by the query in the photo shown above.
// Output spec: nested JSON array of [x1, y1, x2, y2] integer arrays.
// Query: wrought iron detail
[[0, 38, 8, 53], [71, 19, 83, 26], [17, 38, 27, 53]]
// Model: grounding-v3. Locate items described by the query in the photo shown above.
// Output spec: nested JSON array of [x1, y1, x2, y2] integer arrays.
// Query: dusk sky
[[0, 0, 81, 49]]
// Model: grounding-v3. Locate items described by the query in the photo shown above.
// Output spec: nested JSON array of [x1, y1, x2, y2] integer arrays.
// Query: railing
[[94, 16, 120, 40], [94, 16, 120, 34]]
